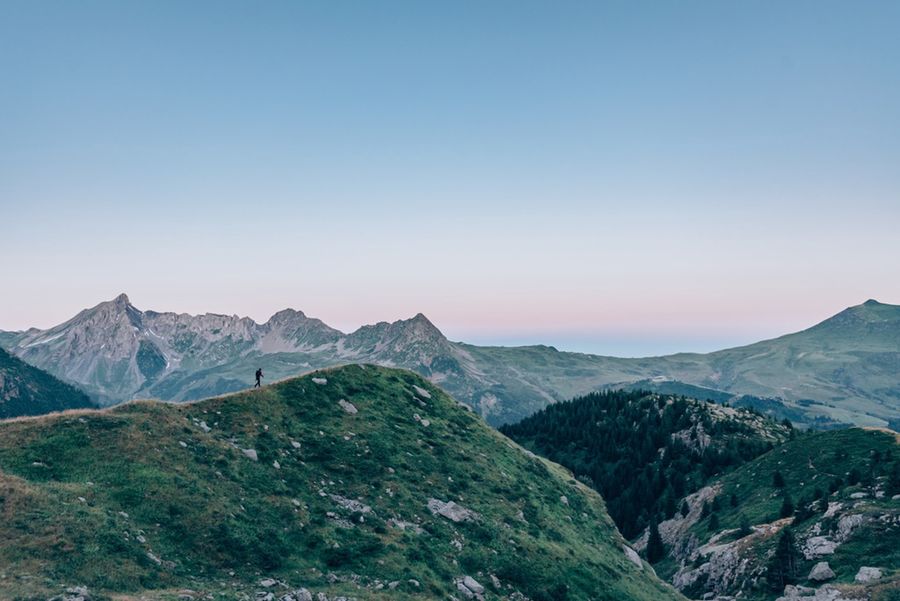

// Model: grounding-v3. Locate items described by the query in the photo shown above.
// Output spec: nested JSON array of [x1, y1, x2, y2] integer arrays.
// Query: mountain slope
[[3, 296, 899, 427], [0, 365, 683, 601], [0, 346, 94, 418], [642, 428, 900, 601], [500, 390, 792, 539]]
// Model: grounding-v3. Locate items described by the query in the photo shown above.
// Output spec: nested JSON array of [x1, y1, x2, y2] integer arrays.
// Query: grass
[[0, 364, 684, 601]]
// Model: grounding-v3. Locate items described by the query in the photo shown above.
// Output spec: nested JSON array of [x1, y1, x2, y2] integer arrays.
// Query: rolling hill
[[2, 295, 899, 427], [0, 364, 683, 601]]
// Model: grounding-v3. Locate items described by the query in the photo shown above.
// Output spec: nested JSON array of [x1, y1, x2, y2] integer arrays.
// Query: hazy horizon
[[3, 2, 899, 355]]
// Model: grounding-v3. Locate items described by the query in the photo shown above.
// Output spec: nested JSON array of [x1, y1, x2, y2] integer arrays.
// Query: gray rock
[[428, 498, 478, 522], [802, 536, 837, 559], [623, 545, 643, 570], [854, 566, 882, 583], [338, 399, 358, 414], [242, 448, 259, 461], [312, 377, 327, 385], [808, 562, 835, 582], [463, 576, 485, 594], [413, 385, 432, 399], [260, 578, 278, 588]]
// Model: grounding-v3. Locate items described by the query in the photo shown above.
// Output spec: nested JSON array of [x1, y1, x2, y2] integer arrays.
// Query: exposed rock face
[[808, 561, 835, 582], [803, 536, 838, 559]]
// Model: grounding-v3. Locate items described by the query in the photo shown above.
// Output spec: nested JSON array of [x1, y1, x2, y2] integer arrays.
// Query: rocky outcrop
[[807, 561, 835, 582]]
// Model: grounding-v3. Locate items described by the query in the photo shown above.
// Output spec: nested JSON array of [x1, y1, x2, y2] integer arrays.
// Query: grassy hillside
[[650, 428, 900, 600], [0, 346, 95, 418], [0, 365, 683, 601]]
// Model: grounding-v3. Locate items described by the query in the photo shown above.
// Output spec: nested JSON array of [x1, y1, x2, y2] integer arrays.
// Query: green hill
[[0, 346, 94, 418], [0, 365, 683, 601], [645, 428, 900, 601]]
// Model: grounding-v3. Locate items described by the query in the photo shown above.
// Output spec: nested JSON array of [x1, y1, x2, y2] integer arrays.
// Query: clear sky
[[2, 1, 899, 356]]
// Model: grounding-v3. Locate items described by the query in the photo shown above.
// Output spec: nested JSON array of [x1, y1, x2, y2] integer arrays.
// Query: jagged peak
[[266, 308, 309, 323]]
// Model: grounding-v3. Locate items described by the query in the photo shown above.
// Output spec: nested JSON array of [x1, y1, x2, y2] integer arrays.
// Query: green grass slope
[[652, 428, 900, 601], [0, 346, 95, 418], [0, 365, 683, 601]]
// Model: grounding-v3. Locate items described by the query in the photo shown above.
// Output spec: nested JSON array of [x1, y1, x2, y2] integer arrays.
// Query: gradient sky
[[2, 1, 899, 356]]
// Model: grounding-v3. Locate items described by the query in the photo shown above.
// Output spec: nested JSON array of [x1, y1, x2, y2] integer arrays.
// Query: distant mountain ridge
[[2, 295, 899, 427]]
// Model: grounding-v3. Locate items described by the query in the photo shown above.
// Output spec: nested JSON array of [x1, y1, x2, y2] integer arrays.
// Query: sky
[[1, 1, 899, 357]]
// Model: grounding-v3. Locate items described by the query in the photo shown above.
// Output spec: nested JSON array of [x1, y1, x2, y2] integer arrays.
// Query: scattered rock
[[849, 492, 868, 499], [802, 536, 838, 559], [463, 576, 485, 595], [413, 385, 432, 399], [312, 377, 327, 385], [147, 551, 163, 565], [623, 545, 643, 570], [428, 498, 479, 522], [808, 561, 835, 582], [242, 448, 259, 461], [273, 460, 281, 469], [198, 420, 211, 432], [560, 495, 569, 506], [259, 578, 278, 588], [329, 493, 372, 514], [413, 413, 430, 427], [854, 566, 882, 583], [338, 399, 358, 414]]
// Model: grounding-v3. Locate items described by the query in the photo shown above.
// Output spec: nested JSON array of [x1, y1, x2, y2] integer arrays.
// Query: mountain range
[[1, 295, 899, 428]]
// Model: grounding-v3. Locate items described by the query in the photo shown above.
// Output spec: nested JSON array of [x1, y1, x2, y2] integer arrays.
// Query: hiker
[[255, 368, 263, 388]]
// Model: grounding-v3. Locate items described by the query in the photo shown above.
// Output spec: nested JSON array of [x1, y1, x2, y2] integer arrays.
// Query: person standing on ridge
[[255, 368, 263, 388]]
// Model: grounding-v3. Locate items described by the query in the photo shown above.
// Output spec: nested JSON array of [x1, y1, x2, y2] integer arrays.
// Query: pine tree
[[701, 501, 710, 518], [709, 513, 720, 531], [738, 514, 752, 537], [779, 493, 794, 518], [646, 515, 666, 563], [767, 528, 801, 591], [773, 470, 786, 488], [730, 492, 739, 507], [680, 499, 690, 518]]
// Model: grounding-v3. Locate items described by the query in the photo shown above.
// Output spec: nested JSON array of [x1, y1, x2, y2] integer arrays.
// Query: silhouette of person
[[255, 368, 263, 388]]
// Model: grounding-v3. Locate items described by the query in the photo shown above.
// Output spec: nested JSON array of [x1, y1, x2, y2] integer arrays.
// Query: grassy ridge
[[0, 365, 683, 601]]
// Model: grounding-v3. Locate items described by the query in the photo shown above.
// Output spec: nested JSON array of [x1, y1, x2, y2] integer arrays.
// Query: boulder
[[463, 576, 485, 595], [242, 448, 259, 461], [623, 545, 643, 570], [854, 566, 882, 583], [428, 498, 478, 522], [312, 377, 327, 385], [808, 562, 835, 582], [413, 385, 432, 399], [338, 399, 358, 414], [802, 536, 837, 559]]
